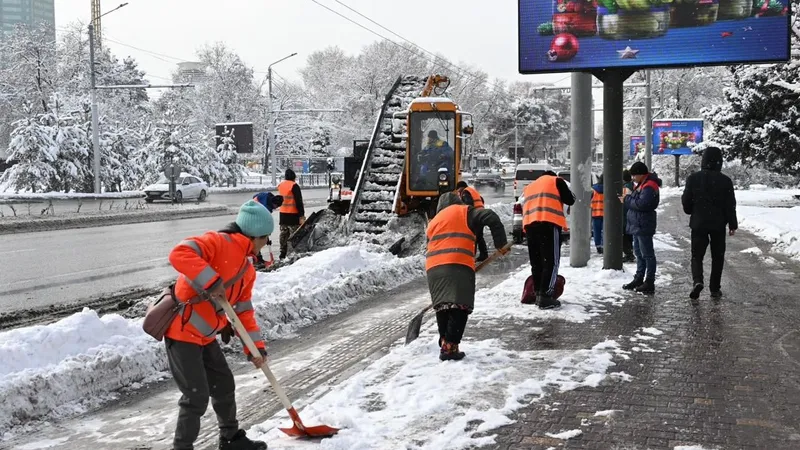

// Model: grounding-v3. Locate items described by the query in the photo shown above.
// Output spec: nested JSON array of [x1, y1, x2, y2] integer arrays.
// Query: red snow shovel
[[215, 298, 339, 439], [405, 243, 513, 344]]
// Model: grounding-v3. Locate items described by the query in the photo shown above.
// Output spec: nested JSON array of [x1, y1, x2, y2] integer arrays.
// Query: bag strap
[[184, 259, 251, 305]]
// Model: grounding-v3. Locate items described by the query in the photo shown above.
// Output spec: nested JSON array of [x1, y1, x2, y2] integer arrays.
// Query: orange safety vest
[[521, 175, 567, 229], [278, 180, 299, 214], [591, 191, 604, 218], [165, 231, 266, 356], [463, 186, 484, 209], [425, 204, 476, 271]]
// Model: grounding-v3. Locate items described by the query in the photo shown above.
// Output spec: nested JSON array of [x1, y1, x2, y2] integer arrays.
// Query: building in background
[[0, 0, 55, 37], [175, 61, 208, 84]]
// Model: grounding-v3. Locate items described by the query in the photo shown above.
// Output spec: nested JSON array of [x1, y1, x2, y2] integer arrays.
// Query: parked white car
[[144, 173, 208, 203]]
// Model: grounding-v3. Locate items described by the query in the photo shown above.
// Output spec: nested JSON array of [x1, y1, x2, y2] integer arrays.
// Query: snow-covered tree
[[216, 126, 245, 184], [0, 106, 58, 192], [703, 4, 800, 176]]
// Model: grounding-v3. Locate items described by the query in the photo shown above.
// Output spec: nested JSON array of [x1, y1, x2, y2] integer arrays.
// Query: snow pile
[[545, 429, 582, 440], [735, 187, 800, 207], [252, 246, 425, 338], [250, 339, 623, 450], [471, 258, 631, 324], [0, 310, 165, 433], [0, 191, 144, 200], [734, 187, 800, 260]]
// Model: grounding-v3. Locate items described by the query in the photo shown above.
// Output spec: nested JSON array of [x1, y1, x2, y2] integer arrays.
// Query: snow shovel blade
[[405, 305, 432, 344], [279, 406, 339, 438]]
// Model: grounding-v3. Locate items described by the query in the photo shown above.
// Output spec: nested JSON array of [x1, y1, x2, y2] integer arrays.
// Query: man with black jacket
[[682, 147, 738, 299]]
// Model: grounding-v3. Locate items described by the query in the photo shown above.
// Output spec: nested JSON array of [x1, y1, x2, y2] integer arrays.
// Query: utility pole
[[88, 23, 101, 194], [644, 71, 653, 169], [570, 73, 593, 268], [267, 53, 298, 186]]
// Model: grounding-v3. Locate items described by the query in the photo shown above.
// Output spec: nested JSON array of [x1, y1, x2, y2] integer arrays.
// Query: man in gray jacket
[[426, 192, 508, 361]]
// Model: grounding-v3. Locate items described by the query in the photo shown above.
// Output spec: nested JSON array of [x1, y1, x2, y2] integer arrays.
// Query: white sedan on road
[[144, 173, 208, 203]]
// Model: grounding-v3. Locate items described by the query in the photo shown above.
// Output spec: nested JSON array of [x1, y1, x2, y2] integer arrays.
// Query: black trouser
[[691, 228, 727, 292], [475, 233, 488, 258], [166, 338, 238, 450], [525, 222, 562, 297], [623, 233, 634, 257], [436, 309, 469, 345]]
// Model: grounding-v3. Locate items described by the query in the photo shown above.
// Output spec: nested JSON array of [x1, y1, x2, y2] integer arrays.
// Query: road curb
[[0, 205, 235, 235]]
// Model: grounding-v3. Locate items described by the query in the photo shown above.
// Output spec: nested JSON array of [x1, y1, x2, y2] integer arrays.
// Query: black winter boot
[[635, 279, 655, 295], [710, 290, 722, 299], [440, 342, 466, 361], [596, 246, 604, 254], [690, 283, 704, 300], [537, 294, 562, 310], [623, 277, 644, 290], [219, 430, 267, 450]]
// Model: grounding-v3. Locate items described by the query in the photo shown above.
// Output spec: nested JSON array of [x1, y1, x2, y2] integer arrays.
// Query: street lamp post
[[267, 52, 298, 186], [88, 2, 128, 193]]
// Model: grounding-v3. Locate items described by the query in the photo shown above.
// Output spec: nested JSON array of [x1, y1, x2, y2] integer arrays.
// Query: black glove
[[219, 322, 233, 344], [247, 347, 268, 361]]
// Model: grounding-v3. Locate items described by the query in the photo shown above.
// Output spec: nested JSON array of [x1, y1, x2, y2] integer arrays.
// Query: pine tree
[[0, 105, 58, 193], [704, 4, 800, 175]]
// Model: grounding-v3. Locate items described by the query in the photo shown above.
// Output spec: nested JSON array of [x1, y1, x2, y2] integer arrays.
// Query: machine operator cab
[[392, 96, 473, 218]]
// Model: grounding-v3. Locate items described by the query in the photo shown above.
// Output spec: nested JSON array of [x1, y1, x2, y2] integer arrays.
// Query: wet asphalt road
[[0, 186, 513, 315]]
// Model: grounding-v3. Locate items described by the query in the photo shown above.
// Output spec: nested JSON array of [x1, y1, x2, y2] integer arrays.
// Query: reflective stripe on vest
[[278, 180, 298, 214], [464, 186, 484, 209], [522, 176, 567, 229], [591, 191, 604, 218], [425, 205, 476, 271], [178, 262, 252, 338]]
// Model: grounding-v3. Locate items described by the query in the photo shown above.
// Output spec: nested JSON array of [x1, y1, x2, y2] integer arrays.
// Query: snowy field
[[734, 187, 800, 260], [0, 246, 423, 435], [249, 257, 648, 449]]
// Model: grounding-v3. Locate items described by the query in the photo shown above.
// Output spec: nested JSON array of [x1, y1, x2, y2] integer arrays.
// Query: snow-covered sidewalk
[[0, 246, 424, 436], [734, 187, 800, 260], [248, 258, 649, 449]]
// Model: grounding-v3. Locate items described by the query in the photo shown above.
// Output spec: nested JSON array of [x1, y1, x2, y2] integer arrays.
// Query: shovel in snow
[[214, 298, 339, 439], [405, 243, 513, 344]]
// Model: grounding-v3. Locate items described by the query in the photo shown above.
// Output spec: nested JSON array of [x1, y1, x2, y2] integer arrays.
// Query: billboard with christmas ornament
[[518, 0, 791, 73], [651, 119, 704, 155], [630, 135, 645, 157]]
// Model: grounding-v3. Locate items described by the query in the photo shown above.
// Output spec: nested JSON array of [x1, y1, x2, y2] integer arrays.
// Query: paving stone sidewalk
[[477, 200, 800, 450]]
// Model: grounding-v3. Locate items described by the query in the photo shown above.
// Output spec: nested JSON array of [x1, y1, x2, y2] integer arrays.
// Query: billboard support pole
[[570, 72, 592, 268], [674, 155, 681, 187], [593, 69, 633, 271], [644, 71, 653, 169]]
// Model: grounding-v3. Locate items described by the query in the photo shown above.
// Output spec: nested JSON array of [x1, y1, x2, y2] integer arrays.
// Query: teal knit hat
[[236, 200, 274, 237]]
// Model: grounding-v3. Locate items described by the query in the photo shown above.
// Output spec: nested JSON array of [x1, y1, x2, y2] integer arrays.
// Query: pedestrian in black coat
[[681, 147, 738, 299]]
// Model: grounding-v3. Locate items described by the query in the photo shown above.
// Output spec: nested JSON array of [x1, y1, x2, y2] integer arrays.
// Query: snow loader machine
[[289, 75, 474, 257]]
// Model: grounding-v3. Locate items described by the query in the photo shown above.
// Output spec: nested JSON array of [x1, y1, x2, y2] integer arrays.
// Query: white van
[[513, 163, 554, 199]]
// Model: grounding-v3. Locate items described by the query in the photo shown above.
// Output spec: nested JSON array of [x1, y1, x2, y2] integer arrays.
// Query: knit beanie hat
[[236, 200, 274, 238], [629, 161, 649, 176], [285, 169, 296, 181]]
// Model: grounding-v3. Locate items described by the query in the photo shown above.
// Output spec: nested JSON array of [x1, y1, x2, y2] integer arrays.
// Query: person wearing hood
[[622, 170, 636, 262], [681, 147, 738, 299], [591, 175, 605, 254], [621, 162, 662, 294], [426, 192, 508, 361], [277, 169, 305, 260], [164, 200, 271, 450], [456, 180, 488, 261], [520, 170, 575, 309]]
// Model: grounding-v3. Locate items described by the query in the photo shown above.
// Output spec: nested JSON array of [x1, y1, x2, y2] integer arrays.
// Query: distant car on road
[[144, 173, 208, 203]]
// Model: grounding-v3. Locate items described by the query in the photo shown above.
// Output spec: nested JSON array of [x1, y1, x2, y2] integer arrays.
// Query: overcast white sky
[[54, 0, 572, 87]]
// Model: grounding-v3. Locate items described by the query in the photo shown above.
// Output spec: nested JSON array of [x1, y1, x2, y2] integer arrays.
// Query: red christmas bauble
[[547, 33, 579, 62]]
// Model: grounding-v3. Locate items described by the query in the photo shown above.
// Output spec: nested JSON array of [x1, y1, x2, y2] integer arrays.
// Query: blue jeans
[[592, 217, 603, 248], [633, 234, 657, 281]]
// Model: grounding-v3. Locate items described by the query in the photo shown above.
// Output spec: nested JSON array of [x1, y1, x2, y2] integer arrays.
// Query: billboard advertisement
[[652, 119, 704, 155], [518, 0, 791, 74], [215, 122, 254, 154], [630, 135, 645, 157]]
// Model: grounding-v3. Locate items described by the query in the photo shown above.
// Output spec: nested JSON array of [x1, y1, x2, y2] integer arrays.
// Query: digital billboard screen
[[630, 135, 645, 157], [518, 0, 791, 74], [652, 119, 704, 155], [215, 122, 254, 154]]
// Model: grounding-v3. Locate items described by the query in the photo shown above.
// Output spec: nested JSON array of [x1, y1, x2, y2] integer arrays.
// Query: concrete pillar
[[570, 73, 593, 268]]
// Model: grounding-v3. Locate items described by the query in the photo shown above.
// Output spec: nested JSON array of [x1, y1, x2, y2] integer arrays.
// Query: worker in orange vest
[[426, 192, 508, 361], [165, 200, 271, 450], [521, 171, 575, 310], [591, 174, 604, 254], [277, 169, 305, 259], [456, 181, 488, 261]]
